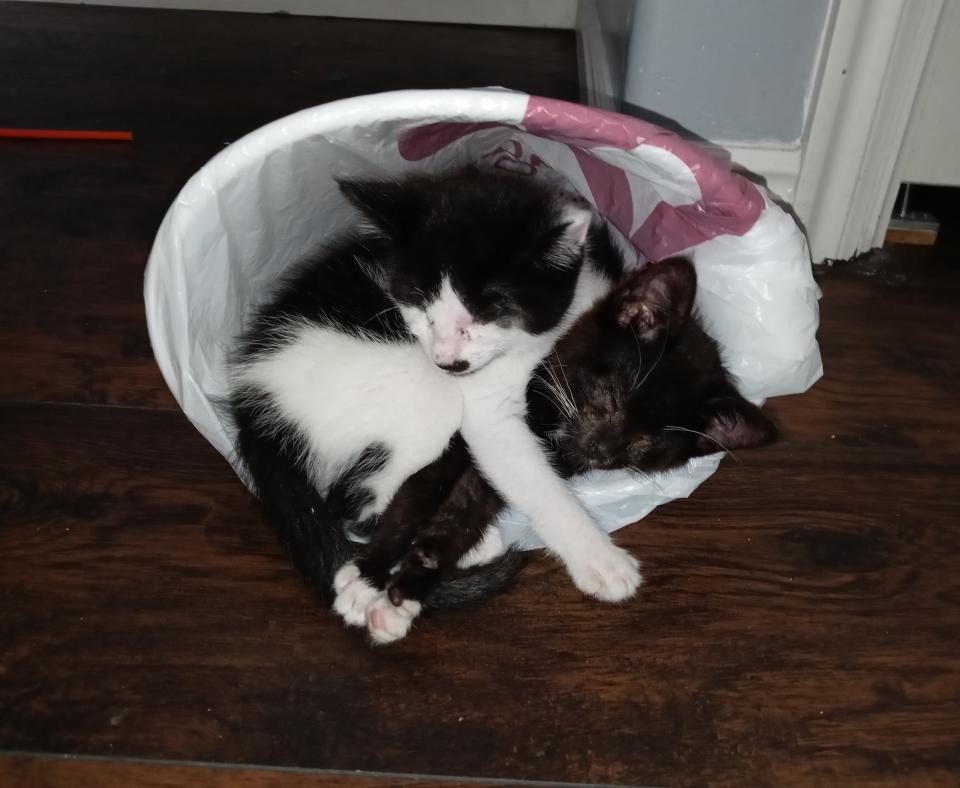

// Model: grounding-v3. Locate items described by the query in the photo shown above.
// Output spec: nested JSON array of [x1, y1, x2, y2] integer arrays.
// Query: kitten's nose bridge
[[428, 276, 474, 365]]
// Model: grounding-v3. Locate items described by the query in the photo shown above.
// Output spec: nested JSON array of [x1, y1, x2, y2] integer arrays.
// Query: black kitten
[[332, 258, 778, 643]]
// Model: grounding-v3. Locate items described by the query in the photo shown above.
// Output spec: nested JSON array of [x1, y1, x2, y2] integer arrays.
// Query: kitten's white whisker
[[542, 363, 576, 421], [551, 353, 580, 422], [538, 373, 574, 421], [553, 354, 576, 405], [633, 317, 670, 392], [363, 305, 400, 326], [629, 325, 643, 390], [531, 373, 572, 418], [663, 425, 741, 462], [626, 464, 667, 495]]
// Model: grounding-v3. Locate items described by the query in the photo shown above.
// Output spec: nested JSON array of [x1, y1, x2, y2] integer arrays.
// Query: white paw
[[457, 525, 505, 569], [332, 563, 379, 627], [566, 541, 641, 602], [333, 562, 360, 594], [366, 594, 422, 645]]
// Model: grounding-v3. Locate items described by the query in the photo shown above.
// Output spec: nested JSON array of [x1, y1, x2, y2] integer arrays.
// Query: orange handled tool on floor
[[0, 128, 133, 140]]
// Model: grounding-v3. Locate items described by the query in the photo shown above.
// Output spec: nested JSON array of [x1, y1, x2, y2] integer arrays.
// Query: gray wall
[[622, 0, 830, 143], [596, 0, 635, 91]]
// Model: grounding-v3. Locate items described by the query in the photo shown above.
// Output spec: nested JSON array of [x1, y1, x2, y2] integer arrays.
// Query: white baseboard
[[11, 0, 579, 28], [712, 143, 803, 206]]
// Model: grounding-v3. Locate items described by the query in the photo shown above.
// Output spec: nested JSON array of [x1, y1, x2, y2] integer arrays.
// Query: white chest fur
[[233, 325, 463, 515]]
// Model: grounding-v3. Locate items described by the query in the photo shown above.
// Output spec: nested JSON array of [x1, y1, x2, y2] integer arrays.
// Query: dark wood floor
[[2, 3, 959, 786]]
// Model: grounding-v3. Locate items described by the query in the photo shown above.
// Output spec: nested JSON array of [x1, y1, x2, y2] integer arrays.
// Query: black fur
[[237, 234, 413, 355], [338, 169, 593, 338], [232, 394, 353, 593], [356, 258, 779, 609], [534, 257, 778, 475], [230, 167, 609, 604]]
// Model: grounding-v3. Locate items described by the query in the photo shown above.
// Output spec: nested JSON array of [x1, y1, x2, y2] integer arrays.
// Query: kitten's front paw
[[567, 542, 642, 602], [366, 594, 422, 645], [332, 563, 379, 627]]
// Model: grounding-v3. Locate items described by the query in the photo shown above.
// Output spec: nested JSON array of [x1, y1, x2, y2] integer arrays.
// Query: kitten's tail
[[421, 548, 527, 611]]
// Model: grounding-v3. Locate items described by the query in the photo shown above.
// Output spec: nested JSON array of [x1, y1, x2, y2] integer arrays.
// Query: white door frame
[[793, 0, 944, 262]]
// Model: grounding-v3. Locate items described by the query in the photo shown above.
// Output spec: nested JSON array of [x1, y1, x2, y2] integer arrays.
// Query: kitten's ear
[[613, 256, 697, 343], [337, 178, 421, 238], [541, 197, 593, 268], [557, 199, 593, 250], [698, 393, 779, 455]]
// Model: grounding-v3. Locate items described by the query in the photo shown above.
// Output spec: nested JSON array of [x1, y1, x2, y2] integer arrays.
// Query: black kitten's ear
[[337, 178, 421, 238], [541, 197, 593, 269], [613, 256, 697, 343], [698, 393, 778, 455]]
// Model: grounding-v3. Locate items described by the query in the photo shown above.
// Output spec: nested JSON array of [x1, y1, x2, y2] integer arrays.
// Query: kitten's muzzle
[[575, 426, 626, 469]]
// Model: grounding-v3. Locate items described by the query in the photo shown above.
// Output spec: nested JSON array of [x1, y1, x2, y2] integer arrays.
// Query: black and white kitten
[[229, 168, 638, 613], [333, 258, 779, 643]]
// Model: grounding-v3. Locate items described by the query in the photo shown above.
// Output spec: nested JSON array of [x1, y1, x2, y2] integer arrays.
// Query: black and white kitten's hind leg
[[333, 437, 520, 644], [342, 259, 781, 644], [331, 438, 469, 631], [338, 521, 514, 645]]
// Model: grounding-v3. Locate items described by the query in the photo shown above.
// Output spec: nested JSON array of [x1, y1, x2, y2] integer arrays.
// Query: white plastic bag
[[144, 89, 821, 548]]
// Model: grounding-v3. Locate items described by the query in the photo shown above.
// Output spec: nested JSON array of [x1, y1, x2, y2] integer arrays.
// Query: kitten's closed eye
[[475, 293, 517, 323], [480, 285, 507, 301]]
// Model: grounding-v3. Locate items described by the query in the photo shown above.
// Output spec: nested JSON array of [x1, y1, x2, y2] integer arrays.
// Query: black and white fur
[[332, 258, 779, 643], [229, 168, 637, 615]]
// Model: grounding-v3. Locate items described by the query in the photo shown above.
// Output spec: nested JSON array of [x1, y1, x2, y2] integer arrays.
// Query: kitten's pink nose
[[432, 337, 469, 372], [431, 323, 470, 370], [431, 340, 462, 367]]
